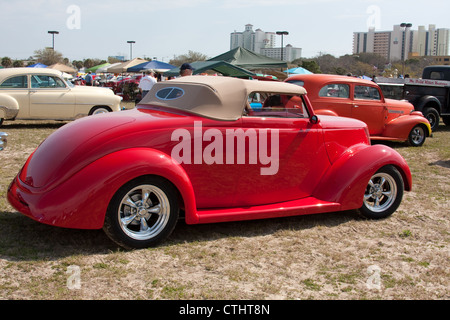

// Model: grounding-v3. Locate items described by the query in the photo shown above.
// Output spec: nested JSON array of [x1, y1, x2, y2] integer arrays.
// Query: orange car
[[286, 74, 431, 146]]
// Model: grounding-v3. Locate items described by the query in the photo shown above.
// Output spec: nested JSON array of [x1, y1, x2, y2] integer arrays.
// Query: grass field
[[0, 113, 448, 300]]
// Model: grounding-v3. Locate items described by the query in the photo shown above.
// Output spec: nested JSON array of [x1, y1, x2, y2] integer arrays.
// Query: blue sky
[[0, 0, 448, 62]]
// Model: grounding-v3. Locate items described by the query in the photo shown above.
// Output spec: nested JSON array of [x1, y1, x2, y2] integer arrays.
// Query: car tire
[[103, 176, 179, 249], [423, 107, 440, 131], [359, 165, 404, 219], [408, 124, 426, 147], [89, 106, 112, 115]]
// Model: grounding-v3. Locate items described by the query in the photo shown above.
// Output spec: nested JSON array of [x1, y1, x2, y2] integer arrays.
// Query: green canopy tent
[[164, 60, 256, 78], [208, 46, 288, 70], [86, 63, 111, 73]]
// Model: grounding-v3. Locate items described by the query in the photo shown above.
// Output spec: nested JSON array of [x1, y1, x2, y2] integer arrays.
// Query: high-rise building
[[230, 24, 302, 62], [353, 24, 449, 62]]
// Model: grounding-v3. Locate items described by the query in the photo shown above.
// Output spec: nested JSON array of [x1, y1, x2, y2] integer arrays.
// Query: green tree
[[34, 48, 64, 66], [72, 60, 84, 69], [169, 51, 208, 66], [83, 58, 94, 68], [13, 60, 24, 67], [1, 57, 12, 68], [301, 60, 321, 74]]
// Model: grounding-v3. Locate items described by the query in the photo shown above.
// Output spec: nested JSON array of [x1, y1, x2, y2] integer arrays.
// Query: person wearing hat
[[180, 63, 194, 77]]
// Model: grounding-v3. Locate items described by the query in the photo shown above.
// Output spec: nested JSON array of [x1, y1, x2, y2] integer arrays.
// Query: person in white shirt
[[138, 71, 157, 99]]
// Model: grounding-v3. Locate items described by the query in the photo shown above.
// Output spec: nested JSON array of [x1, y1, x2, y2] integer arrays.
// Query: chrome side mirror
[[310, 115, 319, 124]]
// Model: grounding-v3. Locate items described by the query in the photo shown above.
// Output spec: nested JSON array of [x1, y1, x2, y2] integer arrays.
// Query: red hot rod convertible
[[8, 76, 412, 249]]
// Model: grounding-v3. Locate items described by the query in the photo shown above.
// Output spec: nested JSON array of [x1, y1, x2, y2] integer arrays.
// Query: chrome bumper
[[0, 132, 7, 151]]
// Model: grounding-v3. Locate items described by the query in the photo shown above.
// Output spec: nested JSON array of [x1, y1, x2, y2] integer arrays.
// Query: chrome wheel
[[359, 165, 404, 219], [90, 107, 111, 115], [118, 184, 171, 241], [409, 125, 425, 146], [364, 172, 397, 213], [104, 176, 179, 249]]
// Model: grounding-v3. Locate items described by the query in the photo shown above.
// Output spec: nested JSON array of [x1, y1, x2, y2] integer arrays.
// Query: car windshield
[[66, 79, 75, 87], [245, 92, 309, 118]]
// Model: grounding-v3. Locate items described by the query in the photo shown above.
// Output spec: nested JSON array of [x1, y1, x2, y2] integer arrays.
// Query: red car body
[[8, 76, 412, 248], [286, 74, 431, 146]]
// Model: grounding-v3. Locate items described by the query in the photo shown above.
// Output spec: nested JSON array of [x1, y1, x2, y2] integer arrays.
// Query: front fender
[[9, 148, 198, 229], [313, 144, 412, 210], [315, 109, 339, 117], [384, 115, 431, 140]]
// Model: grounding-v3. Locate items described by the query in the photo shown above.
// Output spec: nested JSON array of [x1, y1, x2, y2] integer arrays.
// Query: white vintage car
[[0, 68, 122, 125]]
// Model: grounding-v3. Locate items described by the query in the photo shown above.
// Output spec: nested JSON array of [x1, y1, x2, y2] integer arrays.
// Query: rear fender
[[313, 144, 412, 210], [0, 94, 19, 119], [19, 148, 197, 229]]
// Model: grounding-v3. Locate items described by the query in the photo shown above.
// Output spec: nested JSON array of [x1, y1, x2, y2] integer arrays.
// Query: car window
[[429, 71, 444, 80], [0, 76, 28, 88], [31, 75, 67, 88], [354, 85, 381, 100], [318, 84, 349, 98], [244, 93, 309, 118], [378, 84, 403, 100]]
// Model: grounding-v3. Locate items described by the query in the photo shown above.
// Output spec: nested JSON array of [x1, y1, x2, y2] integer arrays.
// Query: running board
[[370, 136, 402, 141], [195, 197, 341, 224]]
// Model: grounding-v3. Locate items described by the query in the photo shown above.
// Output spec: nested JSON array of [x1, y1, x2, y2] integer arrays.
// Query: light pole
[[400, 23, 412, 61], [127, 41, 136, 60], [400, 23, 412, 77], [48, 31, 59, 50], [276, 31, 289, 61]]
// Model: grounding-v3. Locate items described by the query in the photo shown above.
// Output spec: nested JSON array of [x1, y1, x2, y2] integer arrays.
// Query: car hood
[[20, 107, 193, 189], [318, 115, 367, 129], [70, 85, 115, 95], [385, 98, 414, 112]]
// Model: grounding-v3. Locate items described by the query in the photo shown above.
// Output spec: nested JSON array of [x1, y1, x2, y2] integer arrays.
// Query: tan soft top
[[141, 76, 307, 121]]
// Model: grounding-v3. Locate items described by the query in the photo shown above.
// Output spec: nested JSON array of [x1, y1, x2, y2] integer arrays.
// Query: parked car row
[[7, 76, 414, 249], [0, 67, 432, 149], [101, 74, 143, 101]]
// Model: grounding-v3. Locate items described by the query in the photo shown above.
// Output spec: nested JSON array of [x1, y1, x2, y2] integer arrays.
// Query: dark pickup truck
[[377, 65, 450, 131]]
